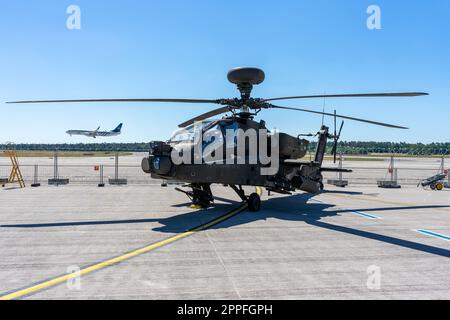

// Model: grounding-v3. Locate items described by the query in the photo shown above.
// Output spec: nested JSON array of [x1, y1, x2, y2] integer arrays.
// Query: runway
[[0, 184, 449, 299]]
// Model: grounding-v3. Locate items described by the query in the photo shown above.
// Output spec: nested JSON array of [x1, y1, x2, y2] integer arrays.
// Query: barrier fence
[[0, 164, 156, 185], [323, 167, 449, 186], [0, 163, 448, 187]]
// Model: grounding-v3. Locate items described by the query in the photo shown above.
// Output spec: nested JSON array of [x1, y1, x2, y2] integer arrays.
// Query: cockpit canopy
[[169, 120, 240, 144]]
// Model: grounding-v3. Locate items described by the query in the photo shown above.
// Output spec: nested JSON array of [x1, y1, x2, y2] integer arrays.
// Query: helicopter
[[8, 67, 428, 211]]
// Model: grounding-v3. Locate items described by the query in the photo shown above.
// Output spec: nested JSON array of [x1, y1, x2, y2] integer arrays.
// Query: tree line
[[1, 141, 449, 155], [0, 143, 150, 152], [308, 141, 450, 155]]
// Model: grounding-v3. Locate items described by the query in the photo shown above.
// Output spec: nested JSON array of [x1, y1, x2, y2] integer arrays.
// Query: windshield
[[169, 121, 213, 143]]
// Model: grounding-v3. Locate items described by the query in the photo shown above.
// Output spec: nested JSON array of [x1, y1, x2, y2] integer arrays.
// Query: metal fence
[[0, 164, 158, 185], [322, 167, 449, 186], [1, 163, 449, 187]]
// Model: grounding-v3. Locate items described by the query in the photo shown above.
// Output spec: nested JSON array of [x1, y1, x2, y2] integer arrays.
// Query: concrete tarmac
[[0, 184, 449, 299]]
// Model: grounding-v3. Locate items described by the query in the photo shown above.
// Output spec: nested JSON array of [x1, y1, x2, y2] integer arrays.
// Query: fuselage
[[66, 130, 121, 138], [141, 116, 325, 194]]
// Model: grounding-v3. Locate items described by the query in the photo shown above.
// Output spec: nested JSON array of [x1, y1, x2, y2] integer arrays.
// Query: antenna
[[321, 92, 326, 126]]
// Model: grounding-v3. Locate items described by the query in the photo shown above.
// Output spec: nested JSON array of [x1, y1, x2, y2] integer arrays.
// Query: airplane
[[66, 123, 123, 138]]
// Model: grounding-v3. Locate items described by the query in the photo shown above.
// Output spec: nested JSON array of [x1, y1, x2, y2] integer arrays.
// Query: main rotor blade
[[7, 98, 220, 104], [178, 106, 231, 128], [264, 92, 428, 102], [269, 105, 408, 129]]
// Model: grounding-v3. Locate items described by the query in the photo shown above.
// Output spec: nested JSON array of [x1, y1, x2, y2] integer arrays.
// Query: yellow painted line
[[0, 187, 262, 300], [324, 193, 450, 213]]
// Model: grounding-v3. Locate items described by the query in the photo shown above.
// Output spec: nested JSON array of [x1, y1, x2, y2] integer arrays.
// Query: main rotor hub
[[227, 67, 265, 101]]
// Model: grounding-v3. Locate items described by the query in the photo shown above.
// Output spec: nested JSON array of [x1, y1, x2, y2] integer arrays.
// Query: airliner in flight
[[66, 123, 123, 138]]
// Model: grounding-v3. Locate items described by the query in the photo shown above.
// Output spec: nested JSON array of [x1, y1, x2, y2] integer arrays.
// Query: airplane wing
[[92, 126, 100, 138]]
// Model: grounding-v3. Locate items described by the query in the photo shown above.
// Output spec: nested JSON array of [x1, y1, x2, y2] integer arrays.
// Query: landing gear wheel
[[192, 198, 211, 209], [248, 193, 261, 212], [436, 183, 444, 191]]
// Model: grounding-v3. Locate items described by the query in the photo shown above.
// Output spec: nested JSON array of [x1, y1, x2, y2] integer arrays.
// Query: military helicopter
[[8, 67, 428, 211]]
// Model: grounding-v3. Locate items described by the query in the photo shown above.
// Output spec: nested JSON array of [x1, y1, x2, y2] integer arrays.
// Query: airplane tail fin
[[112, 123, 123, 133]]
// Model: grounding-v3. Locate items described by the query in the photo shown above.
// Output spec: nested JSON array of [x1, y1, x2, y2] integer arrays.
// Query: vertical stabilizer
[[314, 126, 329, 165], [112, 123, 123, 133]]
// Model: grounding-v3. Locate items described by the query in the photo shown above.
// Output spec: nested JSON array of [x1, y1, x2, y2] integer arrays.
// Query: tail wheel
[[436, 183, 444, 191], [248, 193, 261, 212]]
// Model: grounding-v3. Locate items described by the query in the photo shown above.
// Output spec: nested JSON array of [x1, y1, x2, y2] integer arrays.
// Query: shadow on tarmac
[[2, 193, 450, 259]]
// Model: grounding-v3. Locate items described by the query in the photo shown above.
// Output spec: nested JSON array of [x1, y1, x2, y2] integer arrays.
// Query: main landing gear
[[176, 183, 261, 212], [175, 183, 214, 209], [229, 185, 261, 212]]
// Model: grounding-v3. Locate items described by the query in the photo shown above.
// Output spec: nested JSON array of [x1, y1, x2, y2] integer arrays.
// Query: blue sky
[[0, 0, 449, 143]]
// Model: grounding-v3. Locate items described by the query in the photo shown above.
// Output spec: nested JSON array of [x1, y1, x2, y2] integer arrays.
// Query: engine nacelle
[[278, 133, 309, 159]]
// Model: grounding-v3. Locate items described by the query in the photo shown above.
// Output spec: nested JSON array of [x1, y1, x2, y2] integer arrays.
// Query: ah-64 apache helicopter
[[8, 67, 427, 211]]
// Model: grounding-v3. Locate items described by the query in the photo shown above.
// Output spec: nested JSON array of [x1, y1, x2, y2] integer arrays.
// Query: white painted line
[[415, 229, 450, 242]]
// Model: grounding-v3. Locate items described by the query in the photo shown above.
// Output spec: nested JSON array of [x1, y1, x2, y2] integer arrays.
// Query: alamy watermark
[[367, 5, 382, 30], [66, 5, 81, 30], [169, 122, 280, 176], [366, 265, 381, 290], [65, 5, 382, 31], [67, 265, 82, 290]]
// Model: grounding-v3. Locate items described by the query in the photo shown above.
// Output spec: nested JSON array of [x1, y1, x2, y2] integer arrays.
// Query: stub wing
[[282, 160, 352, 172], [320, 167, 353, 173]]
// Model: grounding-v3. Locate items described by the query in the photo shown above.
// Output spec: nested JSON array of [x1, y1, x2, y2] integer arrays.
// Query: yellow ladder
[[4, 149, 25, 188]]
